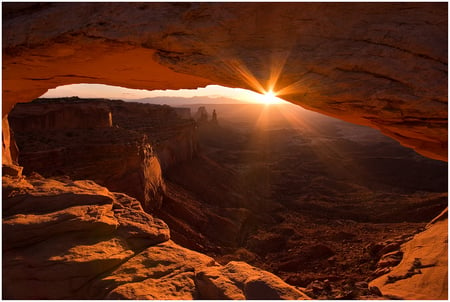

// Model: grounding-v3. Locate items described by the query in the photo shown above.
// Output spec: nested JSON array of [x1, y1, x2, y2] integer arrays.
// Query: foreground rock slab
[[2, 173, 169, 299], [2, 171, 309, 299], [92, 240, 309, 300], [369, 209, 448, 299]]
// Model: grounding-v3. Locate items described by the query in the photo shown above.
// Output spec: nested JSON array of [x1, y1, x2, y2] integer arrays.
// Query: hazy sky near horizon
[[41, 83, 287, 104]]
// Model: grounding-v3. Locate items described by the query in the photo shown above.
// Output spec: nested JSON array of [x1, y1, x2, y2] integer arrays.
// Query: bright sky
[[41, 84, 288, 104]]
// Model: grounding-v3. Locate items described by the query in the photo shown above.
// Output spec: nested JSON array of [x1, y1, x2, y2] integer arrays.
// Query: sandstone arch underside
[[2, 2, 447, 161]]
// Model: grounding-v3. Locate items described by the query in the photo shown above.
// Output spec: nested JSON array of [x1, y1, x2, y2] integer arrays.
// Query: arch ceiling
[[2, 2, 447, 161]]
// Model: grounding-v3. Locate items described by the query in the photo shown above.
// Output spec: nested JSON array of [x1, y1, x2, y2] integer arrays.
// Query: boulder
[[2, 175, 169, 299], [195, 261, 311, 300]]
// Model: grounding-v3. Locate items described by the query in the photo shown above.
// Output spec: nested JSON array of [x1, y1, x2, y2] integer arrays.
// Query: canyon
[[6, 98, 448, 299], [4, 98, 311, 299], [2, 2, 447, 300]]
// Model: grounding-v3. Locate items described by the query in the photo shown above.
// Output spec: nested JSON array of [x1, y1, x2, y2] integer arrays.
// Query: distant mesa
[[9, 97, 113, 131]]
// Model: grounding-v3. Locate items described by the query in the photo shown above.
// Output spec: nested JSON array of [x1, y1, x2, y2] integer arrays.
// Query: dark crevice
[[24, 75, 99, 81], [334, 67, 404, 85], [385, 258, 436, 284], [353, 38, 447, 66]]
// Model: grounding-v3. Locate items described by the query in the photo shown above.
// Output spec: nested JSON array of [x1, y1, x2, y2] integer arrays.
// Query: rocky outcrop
[[10, 124, 165, 211], [174, 107, 192, 120], [369, 209, 448, 300], [108, 100, 198, 170], [2, 172, 309, 300], [2, 173, 169, 299], [9, 98, 200, 211], [2, 3, 448, 299], [9, 98, 112, 131], [2, 115, 19, 166], [91, 241, 309, 300], [2, 2, 447, 161]]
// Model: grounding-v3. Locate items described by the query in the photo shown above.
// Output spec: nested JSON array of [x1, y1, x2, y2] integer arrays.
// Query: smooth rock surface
[[369, 210, 448, 300], [91, 240, 309, 299], [196, 261, 311, 300], [2, 2, 447, 161]]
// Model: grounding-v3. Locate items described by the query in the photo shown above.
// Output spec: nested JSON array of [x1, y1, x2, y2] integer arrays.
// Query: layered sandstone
[[2, 172, 309, 300], [2, 115, 19, 166], [2, 3, 448, 300], [108, 100, 198, 170], [9, 100, 166, 211], [9, 98, 199, 211], [8, 98, 112, 131], [2, 2, 447, 161]]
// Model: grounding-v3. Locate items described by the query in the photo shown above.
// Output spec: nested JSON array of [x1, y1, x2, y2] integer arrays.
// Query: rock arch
[[2, 2, 447, 161]]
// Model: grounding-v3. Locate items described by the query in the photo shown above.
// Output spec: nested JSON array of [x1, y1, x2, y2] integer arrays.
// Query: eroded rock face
[[2, 173, 309, 300], [2, 115, 19, 166], [9, 98, 200, 210], [9, 98, 112, 131], [2, 3, 448, 300], [2, 2, 447, 161], [108, 99, 198, 170], [9, 124, 165, 211]]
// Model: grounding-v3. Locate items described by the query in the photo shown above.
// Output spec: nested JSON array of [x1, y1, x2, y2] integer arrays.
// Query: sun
[[258, 90, 285, 105]]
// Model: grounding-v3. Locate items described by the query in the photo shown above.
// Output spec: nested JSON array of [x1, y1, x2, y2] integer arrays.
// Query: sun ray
[[266, 51, 290, 93], [223, 58, 266, 94], [275, 77, 310, 97]]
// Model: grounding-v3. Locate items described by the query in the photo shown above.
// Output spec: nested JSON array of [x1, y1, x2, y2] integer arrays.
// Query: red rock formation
[[2, 116, 19, 166], [2, 2, 447, 161], [9, 100, 166, 211], [2, 3, 448, 300], [369, 209, 448, 299], [9, 98, 112, 131], [2, 172, 309, 300], [8, 98, 200, 210], [108, 100, 198, 170]]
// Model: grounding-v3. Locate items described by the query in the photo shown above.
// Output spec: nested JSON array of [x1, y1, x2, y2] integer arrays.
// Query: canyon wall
[[9, 98, 199, 211], [9, 98, 112, 131], [2, 116, 18, 166], [2, 2, 447, 161], [108, 100, 198, 170]]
